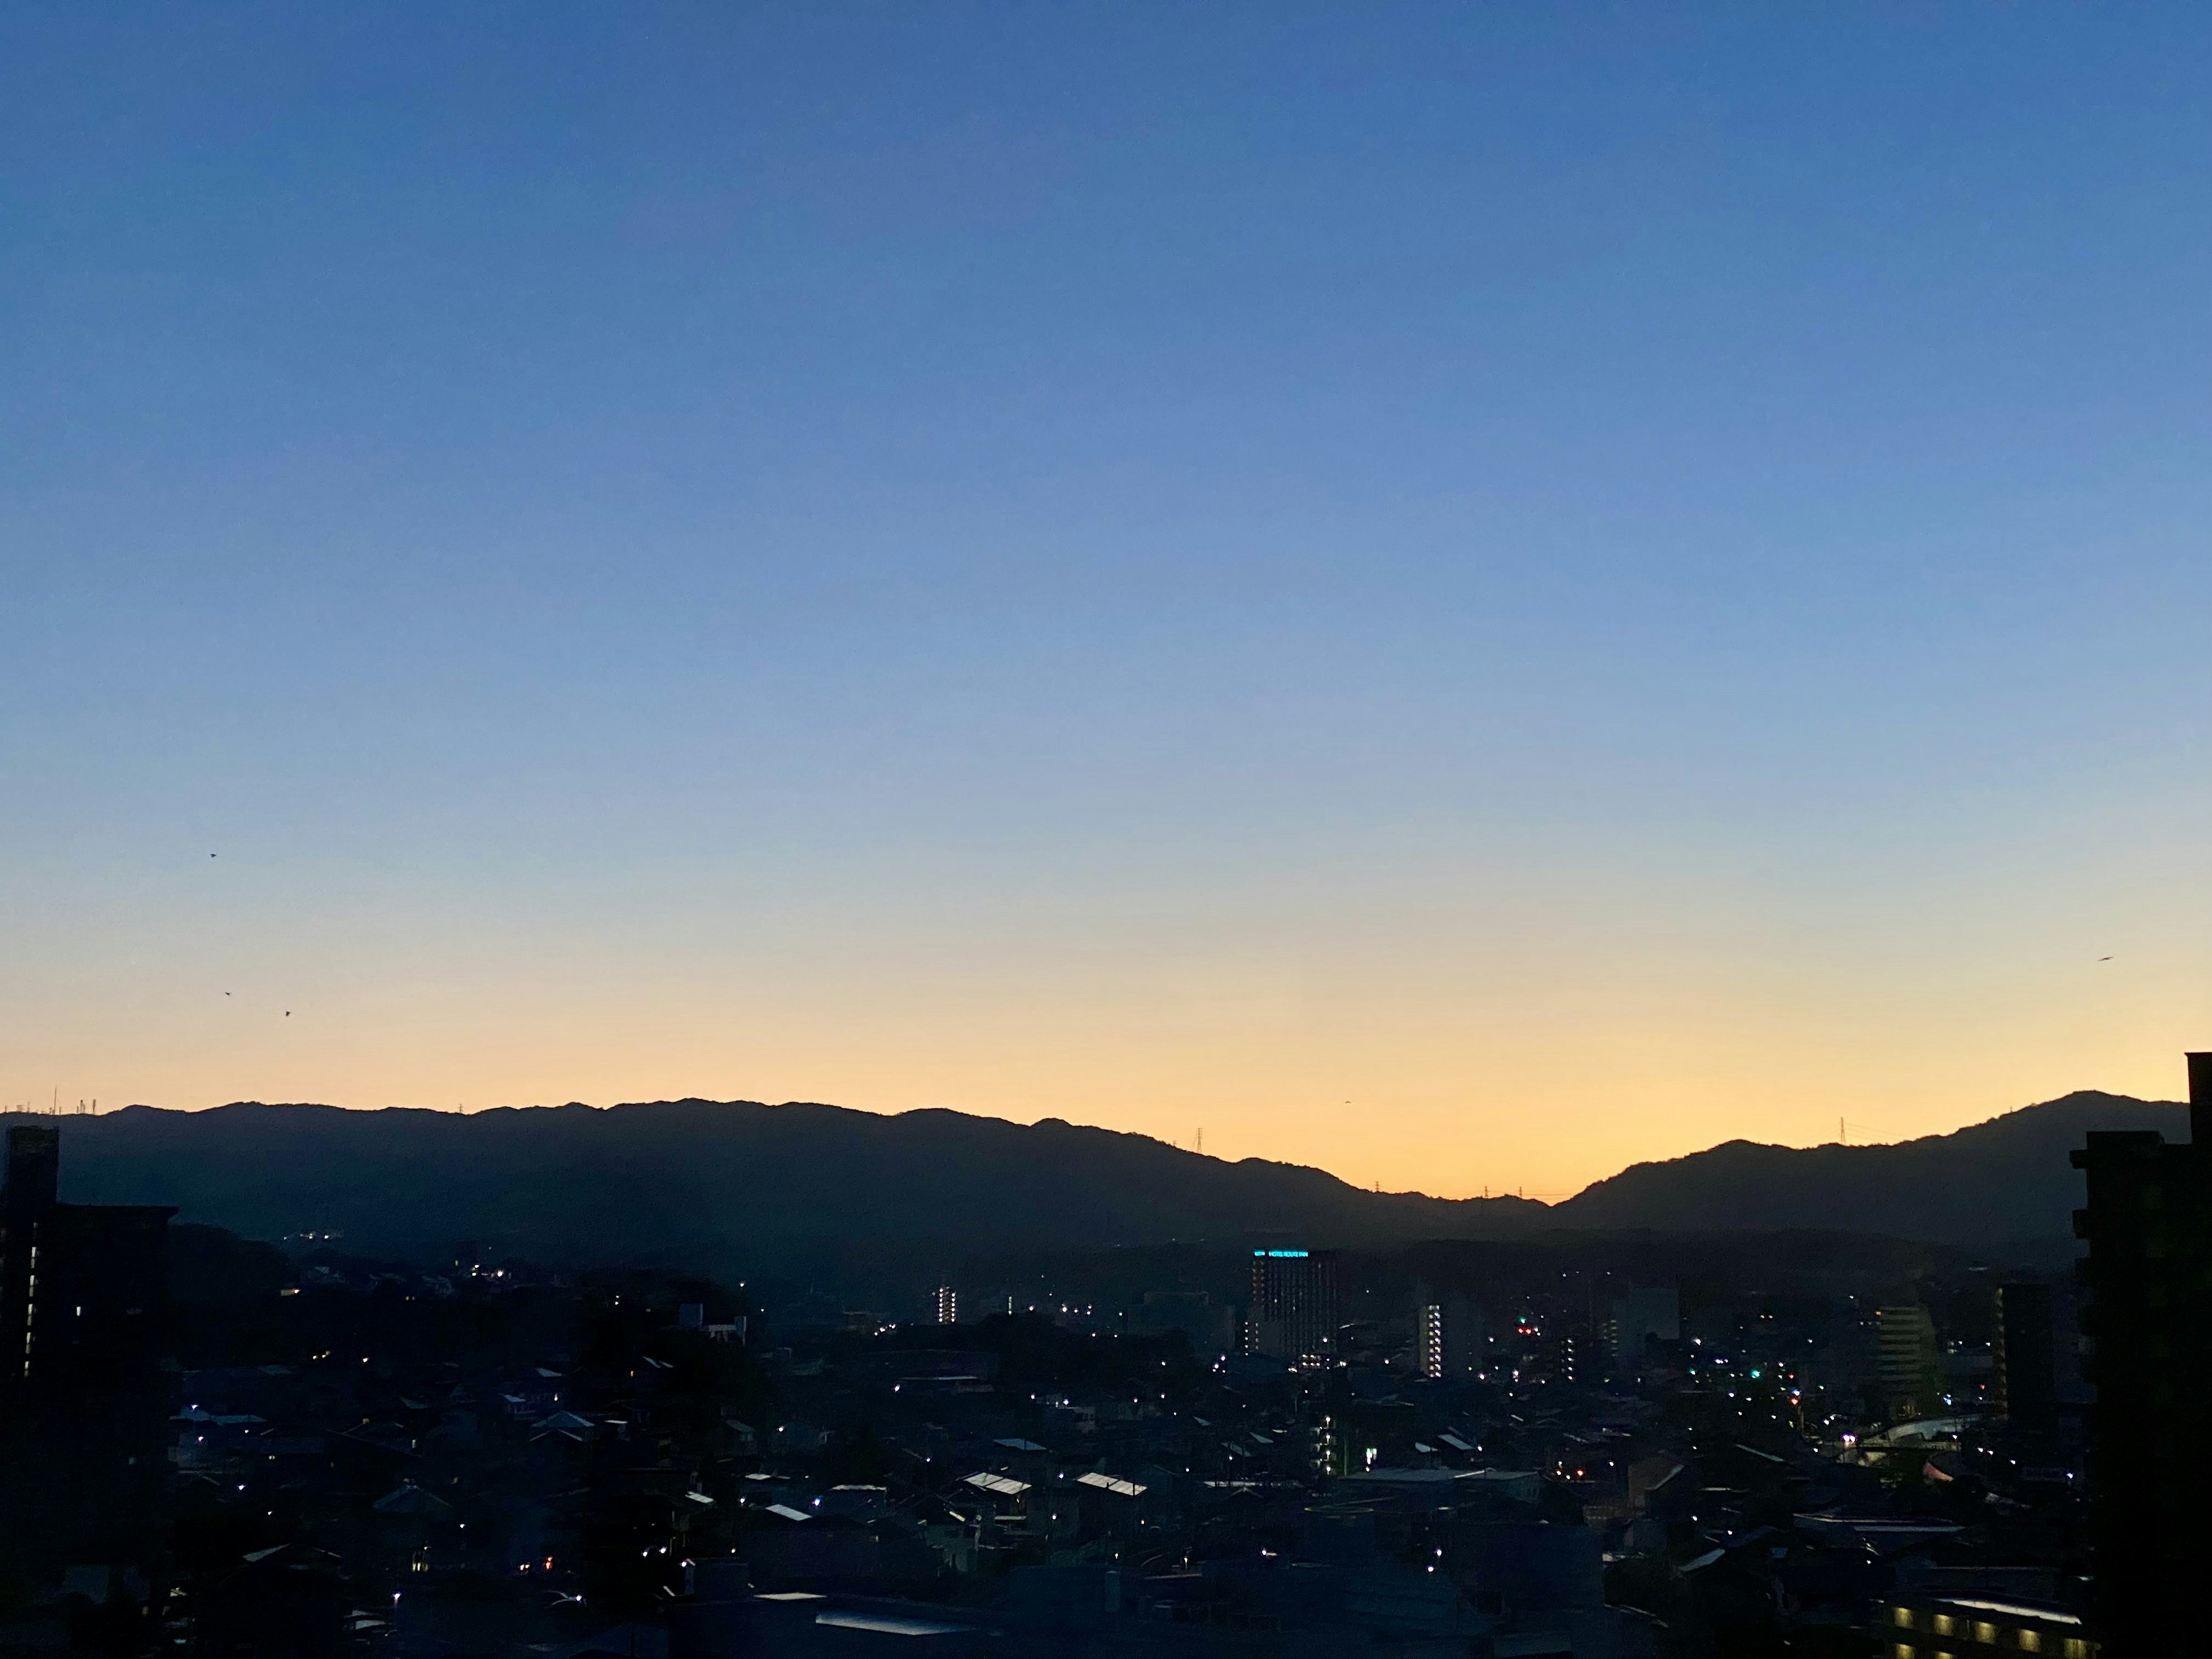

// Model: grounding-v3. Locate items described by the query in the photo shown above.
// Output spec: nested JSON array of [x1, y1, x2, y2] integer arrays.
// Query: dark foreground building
[[2071, 1052, 2212, 1658], [0, 1123, 175, 1600]]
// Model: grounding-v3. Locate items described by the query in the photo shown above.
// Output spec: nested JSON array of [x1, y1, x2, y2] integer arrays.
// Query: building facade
[[1878, 1592, 2097, 1659], [1413, 1285, 1483, 1380], [1991, 1280, 2057, 1435], [1876, 1304, 1945, 1421], [2070, 1051, 2212, 1657], [1604, 1286, 1680, 1372], [1245, 1249, 1338, 1362], [0, 1123, 176, 1592]]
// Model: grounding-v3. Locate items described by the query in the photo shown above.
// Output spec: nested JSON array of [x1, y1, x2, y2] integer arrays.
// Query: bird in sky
[[2099, 956, 2113, 961]]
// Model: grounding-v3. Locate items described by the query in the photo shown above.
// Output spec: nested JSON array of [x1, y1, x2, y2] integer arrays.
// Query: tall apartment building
[[1413, 1284, 1484, 1380], [1416, 1300, 1444, 1378], [1245, 1249, 1339, 1361], [1134, 1290, 1237, 1355], [1604, 1286, 1681, 1370], [1876, 1304, 1945, 1421], [2071, 1051, 2212, 1657], [934, 1285, 958, 1325], [1991, 1280, 2057, 1435], [0, 1123, 176, 1588]]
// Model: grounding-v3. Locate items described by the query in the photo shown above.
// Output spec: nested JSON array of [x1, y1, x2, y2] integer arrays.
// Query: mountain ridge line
[[3, 1088, 2180, 1263]]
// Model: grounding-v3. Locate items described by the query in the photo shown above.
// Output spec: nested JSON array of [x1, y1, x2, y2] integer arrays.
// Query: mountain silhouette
[[1550, 1089, 2183, 1248], [5, 1087, 2176, 1268], [12, 1099, 1541, 1268]]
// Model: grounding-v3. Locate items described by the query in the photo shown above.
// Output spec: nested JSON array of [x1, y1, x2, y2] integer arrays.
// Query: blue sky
[[6, 4, 2212, 1192]]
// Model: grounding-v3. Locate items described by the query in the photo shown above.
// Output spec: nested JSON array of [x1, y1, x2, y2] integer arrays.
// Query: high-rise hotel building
[[1245, 1248, 1339, 1362]]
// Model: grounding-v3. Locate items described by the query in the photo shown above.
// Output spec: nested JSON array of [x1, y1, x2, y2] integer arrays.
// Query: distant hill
[[7, 1099, 1543, 1268], [3, 1088, 2177, 1270], [1551, 1089, 2184, 1248]]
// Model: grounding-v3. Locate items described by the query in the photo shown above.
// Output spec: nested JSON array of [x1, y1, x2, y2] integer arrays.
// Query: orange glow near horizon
[[16, 817, 2210, 1200]]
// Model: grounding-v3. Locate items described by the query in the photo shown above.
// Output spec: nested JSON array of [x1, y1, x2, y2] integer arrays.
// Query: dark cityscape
[[7, 1055, 2200, 1654]]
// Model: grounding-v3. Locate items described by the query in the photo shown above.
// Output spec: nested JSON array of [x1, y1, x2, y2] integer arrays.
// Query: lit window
[[2063, 1642, 2090, 1659], [2017, 1636, 2041, 1654], [1894, 1609, 1915, 1629], [1976, 1626, 1998, 1646], [1932, 1616, 1956, 1637], [1893, 1646, 1912, 1659]]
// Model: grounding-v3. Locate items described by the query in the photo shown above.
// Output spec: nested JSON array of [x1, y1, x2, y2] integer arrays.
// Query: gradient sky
[[6, 4, 2212, 1198]]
